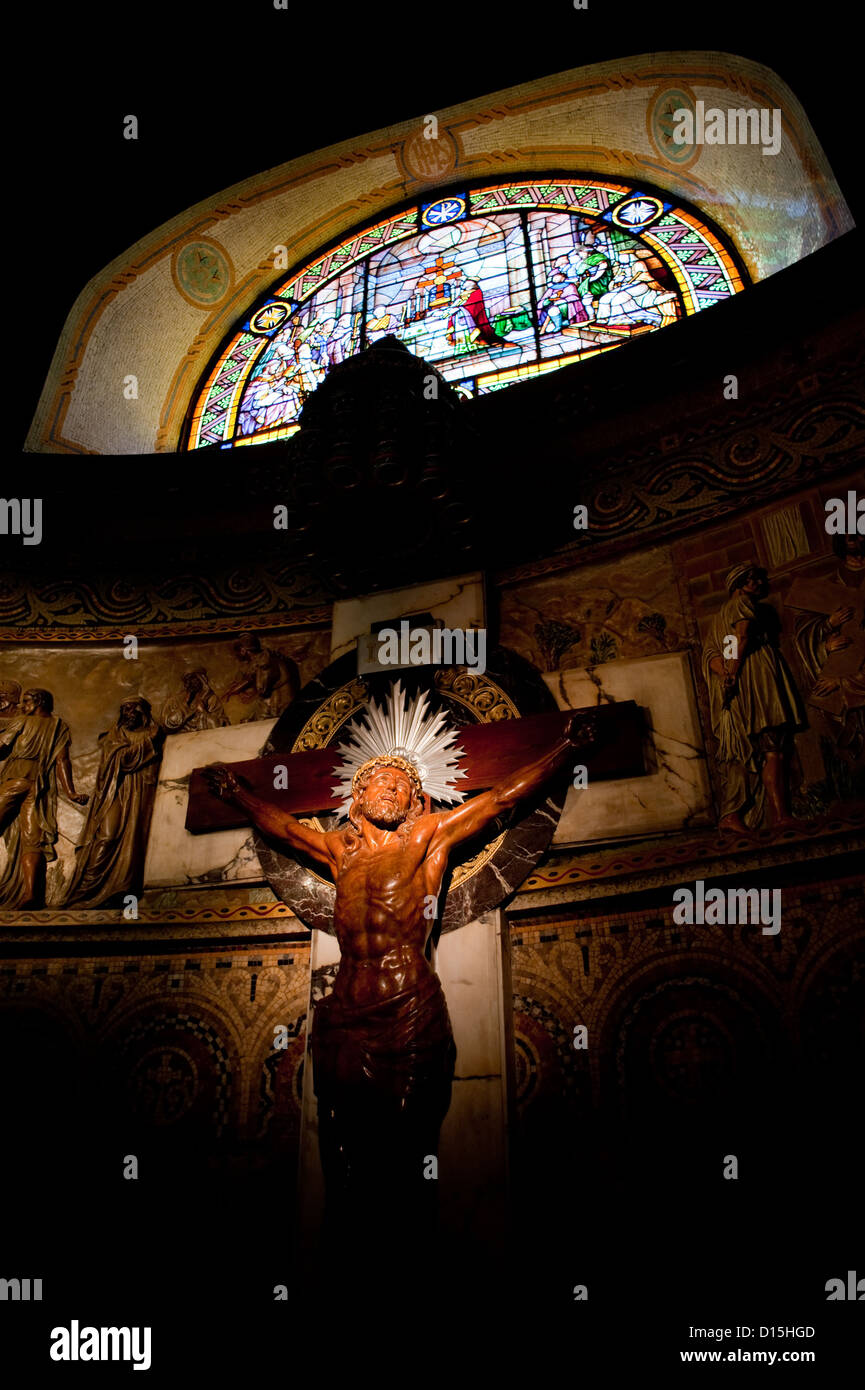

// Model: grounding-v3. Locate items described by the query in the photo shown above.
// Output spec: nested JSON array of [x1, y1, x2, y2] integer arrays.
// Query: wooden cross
[[185, 702, 644, 834]]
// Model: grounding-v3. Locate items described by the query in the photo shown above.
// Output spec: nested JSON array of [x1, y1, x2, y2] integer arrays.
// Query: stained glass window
[[186, 179, 745, 450]]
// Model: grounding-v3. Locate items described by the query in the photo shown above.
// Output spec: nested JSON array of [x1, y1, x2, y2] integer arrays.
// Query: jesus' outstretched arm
[[203, 763, 337, 869], [429, 711, 599, 855]]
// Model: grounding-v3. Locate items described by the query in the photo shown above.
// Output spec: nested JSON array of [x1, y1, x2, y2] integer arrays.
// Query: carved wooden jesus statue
[[202, 683, 600, 1243]]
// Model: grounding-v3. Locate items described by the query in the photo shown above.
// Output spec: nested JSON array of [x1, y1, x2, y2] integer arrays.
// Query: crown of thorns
[[332, 680, 466, 819], [350, 755, 425, 801]]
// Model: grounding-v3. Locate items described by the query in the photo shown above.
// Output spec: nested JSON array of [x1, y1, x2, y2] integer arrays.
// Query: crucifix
[[417, 253, 461, 310], [185, 678, 642, 1253]]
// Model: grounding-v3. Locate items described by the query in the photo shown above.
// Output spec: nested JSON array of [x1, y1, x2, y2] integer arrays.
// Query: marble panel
[[546, 651, 713, 844], [330, 571, 485, 661], [143, 720, 276, 888], [437, 912, 511, 1253]]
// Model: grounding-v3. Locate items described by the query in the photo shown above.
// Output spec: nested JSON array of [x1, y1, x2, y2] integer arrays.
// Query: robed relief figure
[[205, 683, 596, 1242], [0, 679, 21, 730], [702, 563, 807, 832], [161, 669, 228, 734], [791, 533, 865, 762], [0, 688, 88, 908], [63, 697, 165, 908], [222, 633, 299, 724]]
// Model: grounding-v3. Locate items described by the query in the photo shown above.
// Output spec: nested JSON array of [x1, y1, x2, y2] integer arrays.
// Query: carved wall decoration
[[588, 392, 863, 544], [0, 680, 21, 727], [786, 537, 865, 777], [500, 542, 692, 672], [161, 669, 228, 733], [222, 633, 299, 723], [63, 698, 165, 908], [0, 631, 330, 911], [676, 475, 865, 824], [0, 689, 87, 909], [0, 563, 331, 639], [499, 365, 864, 584], [700, 563, 807, 833]]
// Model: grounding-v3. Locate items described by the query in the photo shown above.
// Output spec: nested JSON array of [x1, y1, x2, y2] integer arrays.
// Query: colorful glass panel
[[186, 179, 744, 449], [527, 211, 682, 365], [366, 213, 535, 381]]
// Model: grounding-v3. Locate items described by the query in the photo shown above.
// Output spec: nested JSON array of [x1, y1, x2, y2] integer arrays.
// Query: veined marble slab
[[545, 651, 712, 844], [143, 719, 276, 889], [330, 571, 485, 660]]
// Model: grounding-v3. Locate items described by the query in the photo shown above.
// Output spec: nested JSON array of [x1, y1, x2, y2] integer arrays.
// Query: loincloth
[[311, 968, 455, 1109]]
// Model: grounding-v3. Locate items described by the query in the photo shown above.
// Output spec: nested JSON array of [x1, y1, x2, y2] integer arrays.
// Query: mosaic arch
[[186, 177, 746, 451]]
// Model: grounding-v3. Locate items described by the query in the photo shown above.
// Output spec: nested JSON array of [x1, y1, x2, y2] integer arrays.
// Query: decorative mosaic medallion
[[250, 301, 290, 334], [172, 238, 233, 307], [421, 195, 467, 227], [400, 127, 458, 183], [611, 194, 665, 230], [647, 85, 700, 168]]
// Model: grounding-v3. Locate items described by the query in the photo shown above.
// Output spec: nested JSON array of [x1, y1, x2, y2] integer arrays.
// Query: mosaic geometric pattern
[[512, 991, 584, 1110], [173, 240, 233, 307], [510, 877, 865, 1127], [187, 179, 745, 450], [111, 1009, 233, 1137], [258, 1013, 306, 1143]]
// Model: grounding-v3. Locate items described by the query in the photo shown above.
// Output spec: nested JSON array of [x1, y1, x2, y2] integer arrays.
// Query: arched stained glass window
[[186, 178, 746, 450]]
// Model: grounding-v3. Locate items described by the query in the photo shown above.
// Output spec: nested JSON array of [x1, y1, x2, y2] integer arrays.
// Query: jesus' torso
[[327, 818, 447, 1008]]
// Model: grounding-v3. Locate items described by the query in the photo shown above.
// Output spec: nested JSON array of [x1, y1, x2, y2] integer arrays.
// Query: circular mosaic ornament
[[172, 238, 234, 307], [400, 126, 458, 183], [250, 301, 290, 334], [512, 995, 586, 1110], [611, 194, 665, 230], [421, 195, 467, 227], [647, 85, 701, 169]]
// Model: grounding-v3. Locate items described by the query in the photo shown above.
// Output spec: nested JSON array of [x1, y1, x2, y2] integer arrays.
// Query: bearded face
[[361, 767, 413, 829], [22, 689, 52, 715], [120, 700, 149, 730]]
